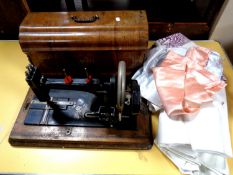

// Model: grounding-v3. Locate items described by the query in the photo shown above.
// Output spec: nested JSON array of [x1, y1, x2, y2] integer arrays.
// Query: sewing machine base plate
[[9, 89, 153, 149]]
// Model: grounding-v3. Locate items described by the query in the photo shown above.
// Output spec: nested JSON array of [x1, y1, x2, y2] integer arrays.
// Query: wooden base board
[[9, 89, 153, 149]]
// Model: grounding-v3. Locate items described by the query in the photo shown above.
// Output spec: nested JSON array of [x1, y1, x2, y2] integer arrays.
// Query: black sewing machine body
[[24, 64, 140, 129]]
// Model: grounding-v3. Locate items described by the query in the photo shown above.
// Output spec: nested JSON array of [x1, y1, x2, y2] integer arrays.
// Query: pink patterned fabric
[[152, 47, 226, 119], [156, 33, 190, 48]]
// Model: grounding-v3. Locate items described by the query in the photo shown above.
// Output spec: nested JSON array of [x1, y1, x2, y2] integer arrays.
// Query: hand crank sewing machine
[[9, 11, 152, 149]]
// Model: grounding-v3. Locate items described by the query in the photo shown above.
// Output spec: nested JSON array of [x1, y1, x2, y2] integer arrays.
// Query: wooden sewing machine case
[[9, 11, 152, 149]]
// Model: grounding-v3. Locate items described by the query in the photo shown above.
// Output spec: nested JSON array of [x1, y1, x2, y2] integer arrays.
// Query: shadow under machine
[[9, 11, 152, 149]]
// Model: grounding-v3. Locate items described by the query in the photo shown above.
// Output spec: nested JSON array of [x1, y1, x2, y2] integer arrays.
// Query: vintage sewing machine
[[9, 11, 152, 149]]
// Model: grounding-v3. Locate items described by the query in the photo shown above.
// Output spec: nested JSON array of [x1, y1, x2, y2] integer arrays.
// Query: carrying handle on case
[[71, 15, 99, 23]]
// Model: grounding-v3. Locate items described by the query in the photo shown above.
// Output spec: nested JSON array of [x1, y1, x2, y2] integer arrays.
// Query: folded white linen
[[132, 46, 167, 108], [155, 88, 232, 174]]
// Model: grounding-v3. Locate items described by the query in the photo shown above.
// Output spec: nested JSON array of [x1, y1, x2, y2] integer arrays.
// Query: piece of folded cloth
[[156, 88, 232, 174], [132, 33, 232, 175], [152, 46, 226, 119], [132, 45, 167, 110]]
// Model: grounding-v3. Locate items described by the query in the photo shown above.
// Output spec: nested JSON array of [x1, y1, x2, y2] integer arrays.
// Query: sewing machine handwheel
[[117, 61, 126, 121]]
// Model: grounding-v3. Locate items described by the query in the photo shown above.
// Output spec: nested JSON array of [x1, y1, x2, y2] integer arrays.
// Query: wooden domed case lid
[[19, 11, 148, 77]]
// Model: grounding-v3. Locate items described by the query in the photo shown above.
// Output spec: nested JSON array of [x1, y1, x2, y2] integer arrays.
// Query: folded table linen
[[156, 88, 232, 174]]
